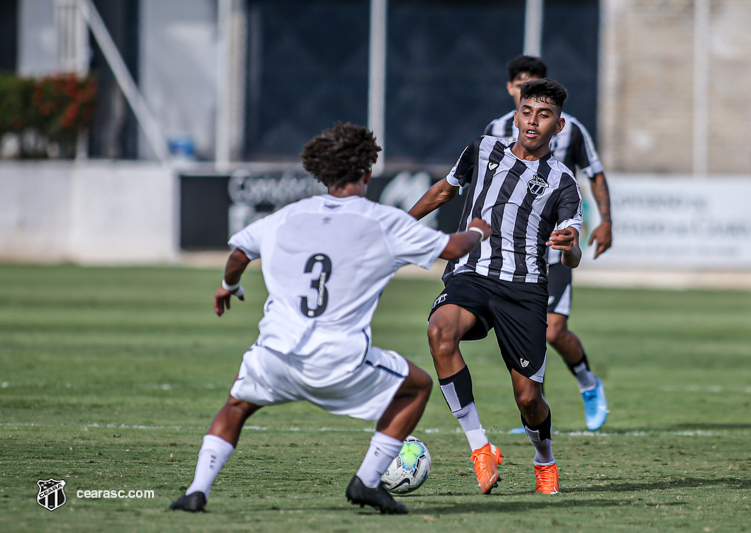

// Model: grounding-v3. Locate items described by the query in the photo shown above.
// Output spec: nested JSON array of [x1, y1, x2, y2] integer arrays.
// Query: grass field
[[1, 263, 750, 532]]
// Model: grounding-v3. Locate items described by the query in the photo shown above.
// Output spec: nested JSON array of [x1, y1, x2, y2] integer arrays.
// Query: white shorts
[[229, 344, 410, 421]]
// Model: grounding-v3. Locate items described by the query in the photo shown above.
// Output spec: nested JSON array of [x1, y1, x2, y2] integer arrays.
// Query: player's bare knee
[[226, 395, 258, 417], [416, 369, 433, 395], [427, 322, 460, 357], [546, 319, 567, 346], [514, 388, 543, 412]]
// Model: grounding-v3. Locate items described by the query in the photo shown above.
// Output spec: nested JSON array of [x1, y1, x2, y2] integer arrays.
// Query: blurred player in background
[[169, 122, 491, 515], [409, 80, 582, 495], [485, 55, 611, 432]]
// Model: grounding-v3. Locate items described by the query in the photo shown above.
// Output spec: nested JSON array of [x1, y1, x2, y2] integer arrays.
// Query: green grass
[[1, 263, 750, 532]]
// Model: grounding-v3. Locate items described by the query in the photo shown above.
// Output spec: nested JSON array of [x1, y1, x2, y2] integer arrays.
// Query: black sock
[[521, 409, 552, 441], [565, 351, 590, 376], [438, 365, 475, 411]]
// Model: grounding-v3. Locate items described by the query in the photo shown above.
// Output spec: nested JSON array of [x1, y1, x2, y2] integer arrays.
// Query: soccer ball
[[381, 436, 431, 494]]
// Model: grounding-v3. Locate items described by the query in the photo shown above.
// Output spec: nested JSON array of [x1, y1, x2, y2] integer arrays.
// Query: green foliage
[[0, 264, 750, 532], [0, 71, 97, 158]]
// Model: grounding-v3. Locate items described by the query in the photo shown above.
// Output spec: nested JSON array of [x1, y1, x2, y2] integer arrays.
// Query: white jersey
[[228, 194, 449, 386]]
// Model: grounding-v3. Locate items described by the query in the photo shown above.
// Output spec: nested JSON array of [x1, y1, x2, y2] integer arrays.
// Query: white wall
[[579, 175, 751, 269], [0, 161, 178, 264]]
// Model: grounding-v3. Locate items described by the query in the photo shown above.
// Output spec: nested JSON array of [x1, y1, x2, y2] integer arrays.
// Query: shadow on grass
[[413, 499, 686, 515], [246, 498, 685, 515], [569, 476, 751, 494]]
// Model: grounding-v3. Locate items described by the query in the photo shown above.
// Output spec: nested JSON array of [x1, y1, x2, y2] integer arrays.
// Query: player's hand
[[588, 222, 612, 259], [468, 217, 492, 240], [214, 285, 245, 317], [547, 228, 576, 251]]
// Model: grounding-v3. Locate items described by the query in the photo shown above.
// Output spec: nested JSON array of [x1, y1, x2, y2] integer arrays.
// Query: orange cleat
[[470, 443, 503, 494], [534, 463, 560, 494]]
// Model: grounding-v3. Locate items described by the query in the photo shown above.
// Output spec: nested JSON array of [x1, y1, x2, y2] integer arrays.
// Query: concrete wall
[[0, 161, 178, 264], [600, 0, 751, 174]]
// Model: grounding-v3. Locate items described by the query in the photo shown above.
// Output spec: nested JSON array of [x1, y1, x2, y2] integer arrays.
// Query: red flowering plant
[[0, 72, 97, 158]]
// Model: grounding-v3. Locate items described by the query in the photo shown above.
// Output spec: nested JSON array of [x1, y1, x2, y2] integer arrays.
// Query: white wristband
[[468, 226, 488, 241], [222, 279, 242, 292]]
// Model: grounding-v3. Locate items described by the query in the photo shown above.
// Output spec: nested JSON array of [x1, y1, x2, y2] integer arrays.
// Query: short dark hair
[[519, 79, 568, 110], [507, 55, 547, 82], [300, 122, 381, 188]]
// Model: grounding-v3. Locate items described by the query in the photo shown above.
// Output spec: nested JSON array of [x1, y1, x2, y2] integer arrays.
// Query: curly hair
[[300, 122, 382, 188], [507, 55, 547, 82], [520, 78, 568, 110]]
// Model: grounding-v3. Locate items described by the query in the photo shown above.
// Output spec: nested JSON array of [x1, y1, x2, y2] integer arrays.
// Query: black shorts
[[546, 263, 573, 316], [429, 272, 548, 381]]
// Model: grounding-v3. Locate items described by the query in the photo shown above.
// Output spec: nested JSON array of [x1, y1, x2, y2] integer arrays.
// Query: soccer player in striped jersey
[[486, 55, 611, 433], [409, 79, 582, 495], [169, 122, 491, 515]]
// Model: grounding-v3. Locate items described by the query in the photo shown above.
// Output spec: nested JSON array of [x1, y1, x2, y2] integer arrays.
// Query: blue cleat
[[582, 376, 608, 431], [509, 425, 526, 434]]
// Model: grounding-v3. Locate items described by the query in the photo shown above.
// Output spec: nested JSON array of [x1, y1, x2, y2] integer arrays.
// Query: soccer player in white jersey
[[485, 55, 612, 433], [169, 122, 491, 515], [409, 80, 582, 495]]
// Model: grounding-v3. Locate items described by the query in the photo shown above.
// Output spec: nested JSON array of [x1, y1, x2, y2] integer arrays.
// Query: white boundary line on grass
[[1, 422, 732, 438]]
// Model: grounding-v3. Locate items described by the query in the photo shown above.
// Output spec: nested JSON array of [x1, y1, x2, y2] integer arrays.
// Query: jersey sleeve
[[380, 208, 451, 270], [446, 138, 478, 187], [554, 173, 584, 234], [227, 215, 270, 260], [570, 120, 603, 178]]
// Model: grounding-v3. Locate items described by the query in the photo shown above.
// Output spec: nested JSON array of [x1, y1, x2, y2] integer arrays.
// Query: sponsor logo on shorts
[[432, 294, 448, 308], [548, 296, 555, 305], [519, 357, 530, 368]]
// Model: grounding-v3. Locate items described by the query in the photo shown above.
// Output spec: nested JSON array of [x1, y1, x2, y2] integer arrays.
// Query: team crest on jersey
[[488, 162, 499, 171], [527, 174, 549, 196], [37, 478, 67, 511]]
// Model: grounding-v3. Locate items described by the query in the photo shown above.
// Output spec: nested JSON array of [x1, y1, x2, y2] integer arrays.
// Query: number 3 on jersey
[[300, 253, 332, 318]]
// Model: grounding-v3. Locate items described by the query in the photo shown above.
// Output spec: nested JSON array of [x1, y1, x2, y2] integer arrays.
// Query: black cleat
[[345, 475, 408, 515], [169, 491, 207, 512]]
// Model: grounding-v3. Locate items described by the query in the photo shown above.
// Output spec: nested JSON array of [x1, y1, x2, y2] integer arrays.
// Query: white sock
[[356, 431, 404, 488], [573, 361, 597, 392], [185, 434, 235, 499], [439, 370, 488, 452], [452, 403, 490, 451], [525, 427, 555, 465]]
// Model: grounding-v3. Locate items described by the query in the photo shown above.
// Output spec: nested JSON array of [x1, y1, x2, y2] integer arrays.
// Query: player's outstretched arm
[[588, 171, 613, 259], [547, 227, 582, 269], [440, 218, 491, 260], [214, 249, 251, 317], [408, 178, 459, 220]]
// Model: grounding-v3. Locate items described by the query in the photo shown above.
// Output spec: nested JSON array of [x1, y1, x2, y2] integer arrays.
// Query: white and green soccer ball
[[381, 436, 431, 494]]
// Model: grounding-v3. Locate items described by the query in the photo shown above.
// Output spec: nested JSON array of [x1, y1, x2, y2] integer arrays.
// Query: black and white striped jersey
[[484, 110, 603, 178], [445, 136, 583, 284]]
